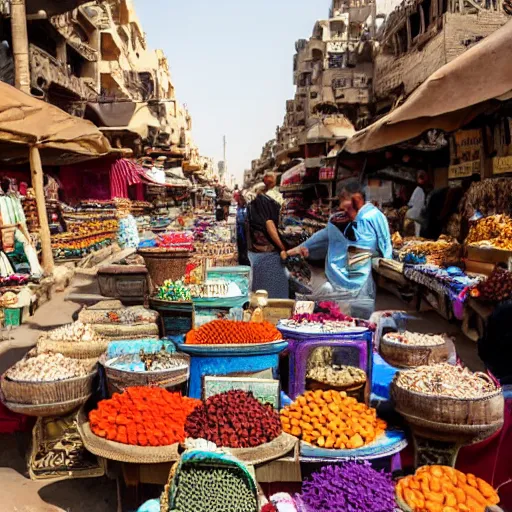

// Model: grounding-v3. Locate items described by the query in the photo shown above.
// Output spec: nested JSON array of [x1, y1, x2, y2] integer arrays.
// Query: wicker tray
[[77, 408, 180, 464], [380, 333, 450, 368], [99, 353, 190, 396], [91, 323, 159, 339], [1, 369, 97, 405], [37, 337, 109, 360], [396, 493, 504, 512], [227, 433, 298, 466], [3, 395, 91, 418]]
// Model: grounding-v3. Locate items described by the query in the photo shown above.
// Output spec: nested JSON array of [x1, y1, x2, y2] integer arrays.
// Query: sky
[[135, 0, 330, 184]]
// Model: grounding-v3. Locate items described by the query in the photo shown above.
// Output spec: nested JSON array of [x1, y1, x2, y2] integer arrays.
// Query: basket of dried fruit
[[380, 331, 450, 368], [184, 390, 297, 466], [1, 353, 97, 416], [37, 322, 109, 360], [391, 364, 504, 443], [99, 349, 190, 396], [395, 465, 503, 512], [78, 387, 200, 464], [280, 389, 406, 459]]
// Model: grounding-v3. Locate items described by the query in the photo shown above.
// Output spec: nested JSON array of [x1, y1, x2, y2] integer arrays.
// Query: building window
[[410, 9, 421, 39], [310, 92, 318, 99], [328, 53, 345, 69]]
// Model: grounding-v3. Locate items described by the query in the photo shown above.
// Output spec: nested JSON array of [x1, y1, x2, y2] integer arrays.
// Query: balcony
[[29, 44, 97, 101]]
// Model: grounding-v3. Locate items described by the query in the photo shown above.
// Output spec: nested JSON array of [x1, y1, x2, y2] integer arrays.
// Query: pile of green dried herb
[[172, 466, 257, 512]]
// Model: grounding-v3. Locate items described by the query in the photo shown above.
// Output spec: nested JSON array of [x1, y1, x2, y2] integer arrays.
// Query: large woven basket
[[4, 395, 91, 418], [380, 333, 450, 368], [391, 378, 504, 442], [396, 493, 504, 512], [227, 432, 298, 466], [37, 337, 109, 360], [138, 249, 191, 287], [90, 323, 159, 340], [1, 368, 97, 405], [77, 407, 180, 464], [99, 353, 190, 396]]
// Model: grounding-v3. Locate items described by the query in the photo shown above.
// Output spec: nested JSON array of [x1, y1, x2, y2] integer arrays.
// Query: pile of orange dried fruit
[[185, 320, 281, 345], [280, 389, 386, 449], [396, 465, 500, 512]]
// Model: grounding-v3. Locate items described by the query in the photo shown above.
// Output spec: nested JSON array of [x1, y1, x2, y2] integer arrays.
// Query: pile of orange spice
[[89, 387, 200, 447], [185, 320, 281, 345]]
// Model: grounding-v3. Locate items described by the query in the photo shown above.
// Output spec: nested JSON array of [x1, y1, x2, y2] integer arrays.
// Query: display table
[[175, 341, 288, 399]]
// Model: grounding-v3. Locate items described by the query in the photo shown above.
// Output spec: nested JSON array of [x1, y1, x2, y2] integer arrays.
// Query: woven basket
[[380, 334, 450, 368], [1, 368, 97, 405], [77, 408, 180, 464], [37, 337, 109, 360], [138, 250, 191, 287], [4, 395, 91, 418], [227, 432, 298, 466], [99, 353, 190, 396], [90, 323, 159, 339], [391, 378, 504, 442], [396, 493, 504, 512]]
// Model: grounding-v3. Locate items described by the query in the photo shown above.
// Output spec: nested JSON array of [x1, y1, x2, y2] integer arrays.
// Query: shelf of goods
[[51, 215, 119, 260]]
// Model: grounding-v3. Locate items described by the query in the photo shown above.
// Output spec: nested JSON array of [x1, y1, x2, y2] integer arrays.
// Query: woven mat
[[77, 408, 180, 464]]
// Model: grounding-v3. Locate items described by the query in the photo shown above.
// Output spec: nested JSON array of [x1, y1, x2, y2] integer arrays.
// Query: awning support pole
[[29, 145, 54, 274]]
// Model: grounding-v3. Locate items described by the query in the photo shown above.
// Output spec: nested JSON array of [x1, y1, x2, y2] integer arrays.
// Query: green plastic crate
[[4, 308, 21, 327]]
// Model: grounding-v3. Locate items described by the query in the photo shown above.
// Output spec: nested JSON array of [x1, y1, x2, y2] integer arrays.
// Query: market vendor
[[406, 170, 429, 237], [287, 180, 392, 318], [247, 173, 288, 299]]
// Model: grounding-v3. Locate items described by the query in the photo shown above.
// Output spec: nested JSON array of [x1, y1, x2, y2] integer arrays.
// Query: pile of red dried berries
[[185, 390, 282, 448]]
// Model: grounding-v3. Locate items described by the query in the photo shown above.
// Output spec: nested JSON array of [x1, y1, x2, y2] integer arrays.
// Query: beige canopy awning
[[301, 116, 355, 145], [0, 81, 113, 274], [0, 80, 112, 164], [344, 20, 512, 154]]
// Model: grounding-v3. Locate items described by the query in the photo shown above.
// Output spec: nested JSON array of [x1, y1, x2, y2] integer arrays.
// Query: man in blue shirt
[[287, 180, 392, 318]]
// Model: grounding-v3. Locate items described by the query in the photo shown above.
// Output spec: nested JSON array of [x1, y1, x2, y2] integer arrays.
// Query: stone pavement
[[0, 275, 118, 512]]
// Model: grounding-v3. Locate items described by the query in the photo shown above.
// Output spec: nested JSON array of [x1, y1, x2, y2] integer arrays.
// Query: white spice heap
[[6, 353, 89, 382]]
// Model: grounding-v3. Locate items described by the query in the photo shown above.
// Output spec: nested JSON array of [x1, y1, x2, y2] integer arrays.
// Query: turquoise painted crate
[[206, 266, 251, 295]]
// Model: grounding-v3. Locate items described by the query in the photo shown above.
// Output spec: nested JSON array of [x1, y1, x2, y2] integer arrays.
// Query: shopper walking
[[247, 173, 288, 298]]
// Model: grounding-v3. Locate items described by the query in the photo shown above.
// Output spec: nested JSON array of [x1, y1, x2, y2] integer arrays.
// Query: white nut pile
[[394, 363, 498, 399], [6, 353, 89, 382], [280, 319, 357, 333], [307, 365, 367, 387], [384, 331, 446, 347], [44, 322, 105, 343]]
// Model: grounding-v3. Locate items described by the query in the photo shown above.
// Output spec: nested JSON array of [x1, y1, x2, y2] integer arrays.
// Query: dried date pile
[[185, 390, 281, 448], [473, 266, 512, 302]]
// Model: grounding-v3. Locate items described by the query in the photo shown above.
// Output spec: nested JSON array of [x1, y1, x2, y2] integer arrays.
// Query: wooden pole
[[29, 146, 54, 274], [10, 0, 30, 94]]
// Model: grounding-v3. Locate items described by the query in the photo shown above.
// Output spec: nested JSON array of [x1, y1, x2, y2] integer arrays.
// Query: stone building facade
[[1, 0, 198, 159]]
